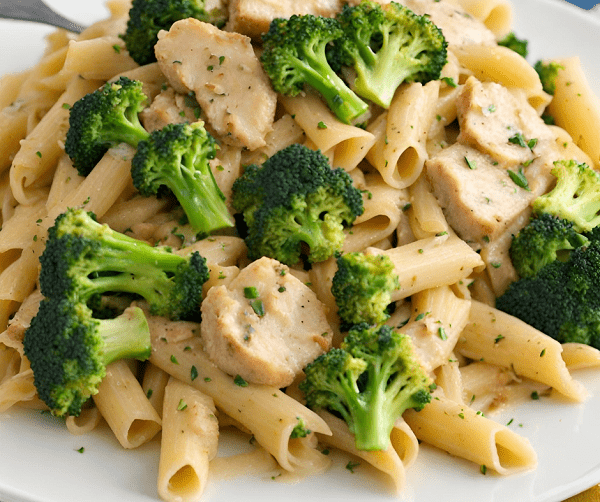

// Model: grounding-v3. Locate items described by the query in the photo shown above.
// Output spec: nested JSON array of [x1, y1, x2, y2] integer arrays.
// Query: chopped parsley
[[234, 374, 249, 387], [507, 167, 531, 191], [244, 286, 259, 299], [464, 156, 477, 170], [250, 299, 265, 317]]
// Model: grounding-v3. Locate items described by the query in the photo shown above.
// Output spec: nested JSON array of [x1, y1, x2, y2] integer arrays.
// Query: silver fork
[[0, 0, 85, 33]]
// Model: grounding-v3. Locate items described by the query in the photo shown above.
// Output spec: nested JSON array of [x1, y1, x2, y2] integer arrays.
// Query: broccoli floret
[[64, 76, 149, 176], [300, 323, 432, 451], [231, 144, 364, 265], [123, 0, 227, 65], [260, 14, 369, 125], [333, 1, 447, 109], [131, 121, 234, 237], [23, 298, 151, 417], [534, 60, 565, 95], [533, 159, 600, 233], [331, 251, 399, 326], [39, 208, 209, 321], [497, 239, 600, 349], [509, 213, 588, 278], [497, 32, 528, 58], [502, 159, 600, 346]]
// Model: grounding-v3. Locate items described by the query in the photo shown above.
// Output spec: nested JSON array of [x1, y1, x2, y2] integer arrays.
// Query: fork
[[0, 0, 85, 33]]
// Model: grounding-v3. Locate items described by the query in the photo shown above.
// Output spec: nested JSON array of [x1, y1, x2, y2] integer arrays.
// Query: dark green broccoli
[[300, 323, 433, 451], [502, 158, 600, 347], [331, 251, 399, 326], [131, 121, 234, 237], [509, 159, 600, 277], [333, 1, 447, 109], [64, 76, 149, 176], [534, 60, 565, 95], [533, 159, 600, 233], [509, 213, 588, 278], [123, 0, 228, 65], [39, 208, 209, 321], [497, 32, 528, 58], [497, 239, 600, 349], [260, 14, 369, 125], [23, 298, 151, 417], [231, 144, 364, 265]]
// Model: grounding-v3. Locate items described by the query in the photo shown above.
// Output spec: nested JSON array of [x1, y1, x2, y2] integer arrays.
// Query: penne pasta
[[366, 233, 485, 301], [93, 358, 162, 449], [157, 377, 218, 502], [366, 81, 440, 188], [456, 301, 588, 402], [315, 409, 408, 492], [404, 393, 537, 475], [547, 56, 600, 169], [280, 92, 376, 171]]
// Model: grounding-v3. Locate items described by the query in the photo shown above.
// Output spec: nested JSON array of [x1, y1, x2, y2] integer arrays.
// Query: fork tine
[[0, 0, 85, 33]]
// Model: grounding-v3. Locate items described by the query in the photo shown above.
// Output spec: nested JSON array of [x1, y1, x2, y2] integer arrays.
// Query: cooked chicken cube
[[200, 256, 333, 387], [226, 0, 343, 40], [140, 87, 202, 133], [155, 18, 277, 150], [456, 77, 555, 168], [425, 142, 535, 243]]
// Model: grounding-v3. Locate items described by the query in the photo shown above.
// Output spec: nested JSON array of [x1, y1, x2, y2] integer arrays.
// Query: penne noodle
[[315, 409, 408, 493], [142, 362, 171, 417], [366, 81, 440, 188], [547, 56, 600, 169], [9, 76, 102, 205], [404, 393, 537, 475], [280, 92, 376, 171], [446, 0, 513, 38], [456, 301, 588, 402], [366, 234, 485, 302], [65, 407, 103, 435], [561, 343, 600, 371], [452, 44, 551, 114], [157, 377, 218, 502], [93, 358, 162, 449]]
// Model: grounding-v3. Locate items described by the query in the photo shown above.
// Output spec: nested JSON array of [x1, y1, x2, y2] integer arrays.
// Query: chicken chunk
[[425, 142, 535, 243], [200, 256, 333, 388], [155, 18, 277, 150], [225, 0, 343, 40], [456, 77, 555, 168], [140, 87, 202, 133]]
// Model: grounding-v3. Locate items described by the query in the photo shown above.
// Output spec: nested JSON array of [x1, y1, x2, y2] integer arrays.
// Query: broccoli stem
[[81, 238, 190, 307], [99, 306, 152, 364], [104, 110, 149, 148], [163, 163, 233, 237], [295, 57, 368, 124], [353, 36, 423, 109], [85, 273, 173, 310], [67, 225, 190, 304], [351, 362, 397, 450]]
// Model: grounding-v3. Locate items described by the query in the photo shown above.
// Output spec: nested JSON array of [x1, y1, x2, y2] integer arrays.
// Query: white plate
[[1, 1, 600, 501]]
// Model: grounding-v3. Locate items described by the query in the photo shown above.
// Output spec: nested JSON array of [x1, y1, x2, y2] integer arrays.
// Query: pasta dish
[[1, 1, 600, 501]]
